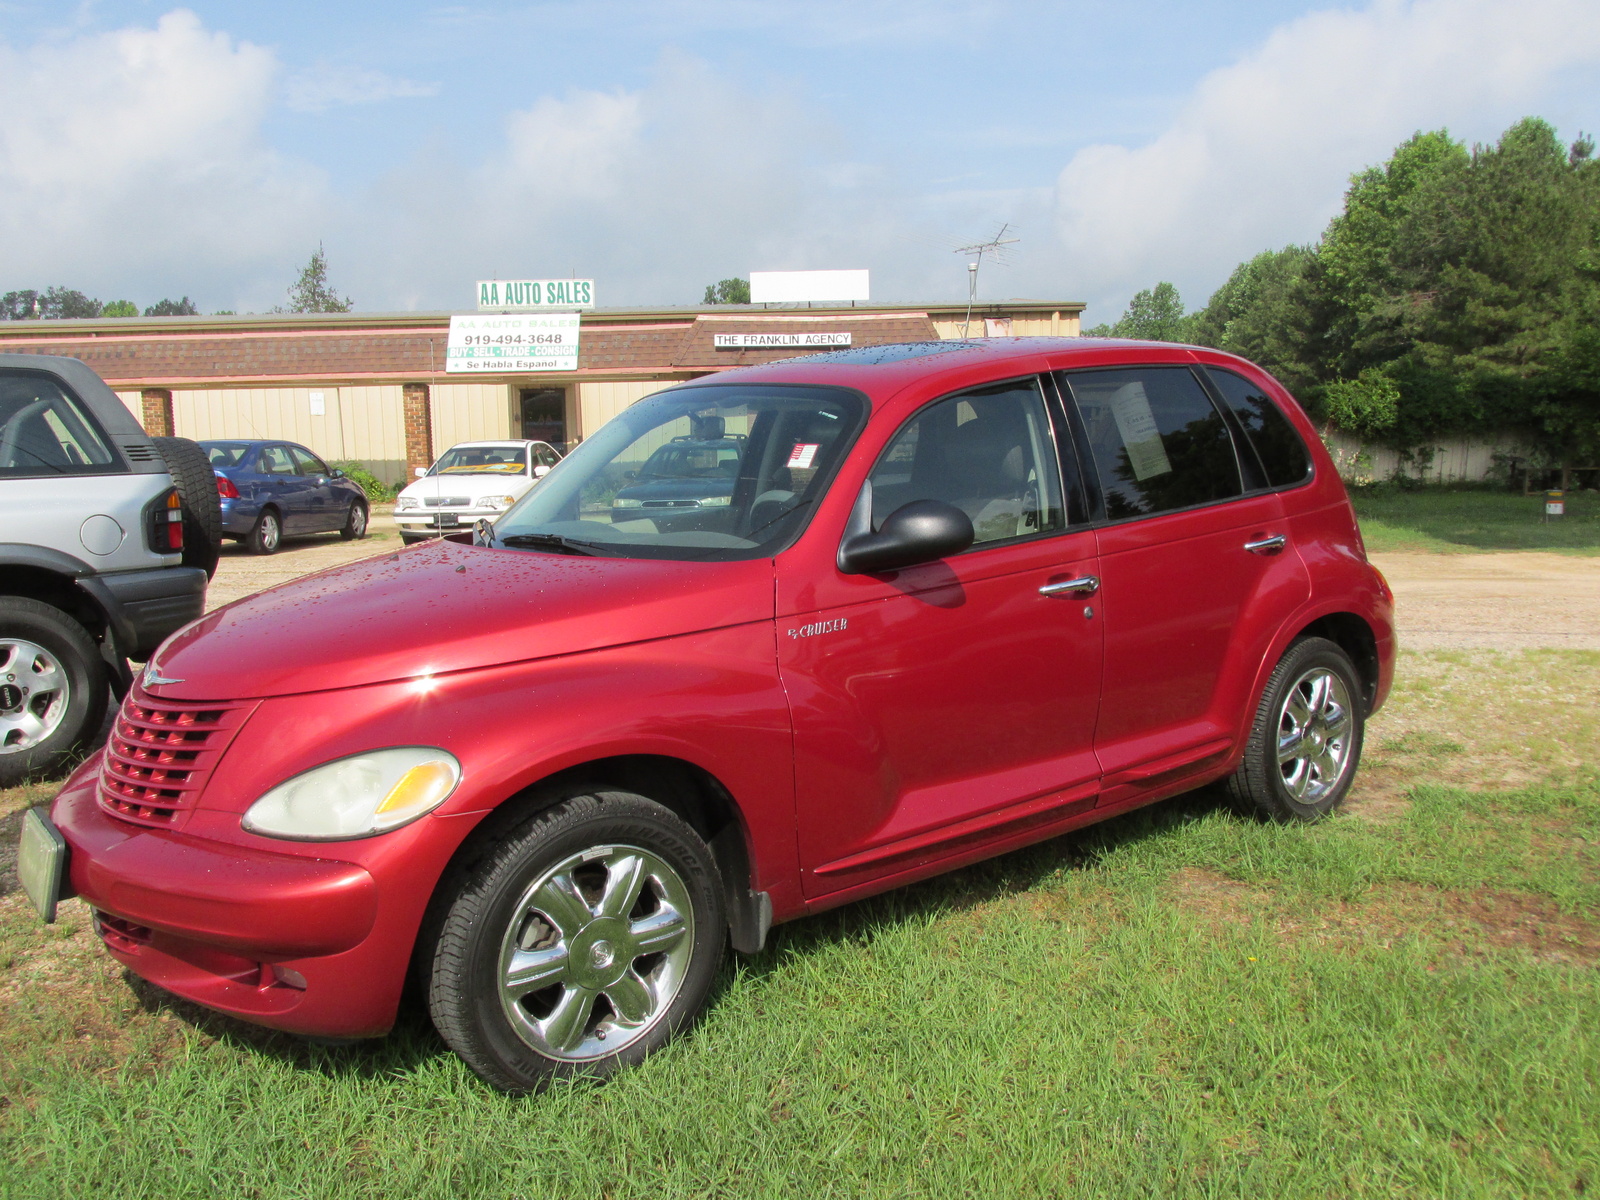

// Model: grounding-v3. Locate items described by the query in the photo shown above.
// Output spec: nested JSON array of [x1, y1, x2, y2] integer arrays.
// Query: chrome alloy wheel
[[0, 637, 69, 755], [497, 844, 695, 1062], [1276, 666, 1355, 804]]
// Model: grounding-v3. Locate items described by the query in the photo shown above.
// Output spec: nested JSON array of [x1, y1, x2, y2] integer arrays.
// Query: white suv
[[393, 440, 561, 543]]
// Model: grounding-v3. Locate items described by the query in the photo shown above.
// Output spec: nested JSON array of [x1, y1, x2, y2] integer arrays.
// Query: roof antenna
[[954, 223, 1019, 337]]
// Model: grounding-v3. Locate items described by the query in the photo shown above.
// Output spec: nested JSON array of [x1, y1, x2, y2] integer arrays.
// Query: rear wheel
[[1228, 636, 1364, 822], [152, 437, 223, 579], [425, 790, 726, 1093], [246, 508, 282, 555], [0, 597, 108, 785], [340, 500, 369, 540]]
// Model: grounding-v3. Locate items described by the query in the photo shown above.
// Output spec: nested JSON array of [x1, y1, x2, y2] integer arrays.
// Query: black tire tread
[[245, 508, 281, 555], [339, 500, 368, 540], [152, 436, 223, 578]]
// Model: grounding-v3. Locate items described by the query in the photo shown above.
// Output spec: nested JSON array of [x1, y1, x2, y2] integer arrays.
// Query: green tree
[[701, 277, 750, 305], [100, 300, 139, 317], [282, 244, 352, 313], [145, 297, 199, 316], [1086, 281, 1191, 341], [0, 287, 104, 319]]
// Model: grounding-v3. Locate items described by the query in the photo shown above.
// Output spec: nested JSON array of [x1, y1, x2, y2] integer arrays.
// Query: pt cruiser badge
[[787, 618, 849, 640]]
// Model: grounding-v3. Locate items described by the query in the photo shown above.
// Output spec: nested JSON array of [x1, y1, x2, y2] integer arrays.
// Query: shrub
[[334, 462, 397, 501]]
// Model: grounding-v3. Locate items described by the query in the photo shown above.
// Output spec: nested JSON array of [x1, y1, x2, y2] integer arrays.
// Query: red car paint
[[51, 339, 1394, 1039]]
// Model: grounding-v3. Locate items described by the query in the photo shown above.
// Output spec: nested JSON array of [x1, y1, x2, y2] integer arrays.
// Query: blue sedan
[[200, 440, 370, 555]]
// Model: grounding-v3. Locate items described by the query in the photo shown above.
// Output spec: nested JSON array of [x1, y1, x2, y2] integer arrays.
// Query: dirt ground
[[1368, 551, 1600, 651], [202, 518, 1599, 653]]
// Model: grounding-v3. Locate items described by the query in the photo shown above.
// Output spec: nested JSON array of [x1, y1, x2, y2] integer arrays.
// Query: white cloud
[[1053, 0, 1600, 323], [0, 9, 327, 309], [285, 65, 438, 113]]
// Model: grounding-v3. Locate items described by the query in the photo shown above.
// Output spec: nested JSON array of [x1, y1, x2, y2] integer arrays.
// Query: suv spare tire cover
[[152, 436, 223, 579]]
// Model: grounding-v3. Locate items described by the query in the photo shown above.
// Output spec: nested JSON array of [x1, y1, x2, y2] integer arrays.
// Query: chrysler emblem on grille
[[142, 661, 185, 688]]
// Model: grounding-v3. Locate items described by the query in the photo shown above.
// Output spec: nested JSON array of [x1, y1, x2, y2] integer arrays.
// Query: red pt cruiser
[[21, 339, 1394, 1092]]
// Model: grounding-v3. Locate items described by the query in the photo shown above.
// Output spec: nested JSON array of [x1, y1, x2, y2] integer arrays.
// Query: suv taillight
[[146, 487, 184, 554], [215, 472, 239, 499]]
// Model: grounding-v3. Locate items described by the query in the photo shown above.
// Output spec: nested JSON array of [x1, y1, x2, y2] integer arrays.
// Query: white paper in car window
[[787, 443, 819, 469], [1108, 381, 1172, 481]]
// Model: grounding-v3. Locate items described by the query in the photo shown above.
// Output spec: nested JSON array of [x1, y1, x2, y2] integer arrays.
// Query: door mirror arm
[[838, 488, 975, 575]]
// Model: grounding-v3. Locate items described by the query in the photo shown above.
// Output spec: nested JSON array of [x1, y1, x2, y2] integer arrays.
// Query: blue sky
[[2, 1, 1598, 321]]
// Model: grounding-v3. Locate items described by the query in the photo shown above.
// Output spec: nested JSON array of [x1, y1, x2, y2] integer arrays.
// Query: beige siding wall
[[577, 380, 668, 441], [169, 386, 409, 483], [931, 311, 1079, 339], [430, 383, 515, 456], [1322, 430, 1523, 484], [114, 390, 143, 424]]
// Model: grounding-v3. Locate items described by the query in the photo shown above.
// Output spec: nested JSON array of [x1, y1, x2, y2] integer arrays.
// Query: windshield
[[431, 445, 528, 475], [487, 384, 865, 560]]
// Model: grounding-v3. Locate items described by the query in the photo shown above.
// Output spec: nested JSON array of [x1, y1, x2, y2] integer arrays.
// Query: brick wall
[[140, 388, 174, 438], [402, 382, 433, 478]]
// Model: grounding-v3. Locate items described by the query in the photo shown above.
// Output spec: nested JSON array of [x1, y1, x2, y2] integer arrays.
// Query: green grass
[[2, 651, 1598, 1198], [1351, 485, 1600, 554]]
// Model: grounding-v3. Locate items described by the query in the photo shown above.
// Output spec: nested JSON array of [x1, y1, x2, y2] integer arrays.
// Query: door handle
[[1244, 534, 1287, 555], [1040, 575, 1099, 597]]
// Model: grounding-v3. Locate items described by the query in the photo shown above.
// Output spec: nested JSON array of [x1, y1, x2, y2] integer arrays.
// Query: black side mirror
[[330, 468, 345, 479], [838, 485, 975, 575]]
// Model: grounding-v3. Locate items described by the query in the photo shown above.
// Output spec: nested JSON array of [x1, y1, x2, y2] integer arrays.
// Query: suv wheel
[[1228, 636, 1365, 822], [0, 597, 109, 785], [152, 437, 223, 579], [425, 790, 726, 1093], [339, 500, 369, 541], [246, 508, 282, 555]]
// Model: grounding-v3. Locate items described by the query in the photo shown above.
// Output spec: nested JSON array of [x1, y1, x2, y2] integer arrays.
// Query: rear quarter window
[[1061, 366, 1243, 520], [1204, 367, 1312, 489], [0, 370, 119, 477]]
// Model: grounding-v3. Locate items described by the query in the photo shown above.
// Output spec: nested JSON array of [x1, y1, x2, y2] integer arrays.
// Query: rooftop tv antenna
[[955, 223, 1019, 336]]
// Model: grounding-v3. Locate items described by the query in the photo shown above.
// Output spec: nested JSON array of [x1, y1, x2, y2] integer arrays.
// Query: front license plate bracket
[[17, 807, 68, 923]]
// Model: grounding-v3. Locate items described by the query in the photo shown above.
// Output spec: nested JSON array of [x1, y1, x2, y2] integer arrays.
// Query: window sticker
[[787, 443, 819, 469], [1107, 381, 1172, 481]]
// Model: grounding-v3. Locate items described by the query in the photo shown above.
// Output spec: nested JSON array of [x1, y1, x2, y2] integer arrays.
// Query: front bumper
[[393, 509, 502, 535], [51, 756, 474, 1038]]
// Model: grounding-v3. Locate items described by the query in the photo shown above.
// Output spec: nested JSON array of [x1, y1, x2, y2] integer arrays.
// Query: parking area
[[203, 503, 400, 612]]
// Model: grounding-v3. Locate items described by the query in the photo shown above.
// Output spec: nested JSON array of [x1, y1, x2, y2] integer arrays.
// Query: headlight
[[242, 747, 461, 841], [699, 495, 731, 507], [611, 498, 644, 508], [395, 496, 420, 510], [480, 494, 517, 509]]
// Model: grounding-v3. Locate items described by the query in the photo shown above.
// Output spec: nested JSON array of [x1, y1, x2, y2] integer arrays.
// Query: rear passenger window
[[259, 445, 295, 475], [1062, 367, 1242, 520], [1204, 368, 1312, 489]]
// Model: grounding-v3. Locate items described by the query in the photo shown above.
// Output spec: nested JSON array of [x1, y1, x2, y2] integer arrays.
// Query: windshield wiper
[[497, 533, 604, 556]]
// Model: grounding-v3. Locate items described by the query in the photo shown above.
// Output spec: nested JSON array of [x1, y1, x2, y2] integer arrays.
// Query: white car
[[393, 440, 562, 543]]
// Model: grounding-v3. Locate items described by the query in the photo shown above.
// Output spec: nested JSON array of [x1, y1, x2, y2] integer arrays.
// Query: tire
[[246, 508, 282, 555], [339, 500, 369, 540], [1228, 636, 1365, 823], [0, 597, 109, 786], [425, 790, 726, 1093], [152, 437, 223, 579]]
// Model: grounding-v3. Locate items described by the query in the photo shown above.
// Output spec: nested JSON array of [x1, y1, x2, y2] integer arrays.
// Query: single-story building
[[0, 300, 1084, 482]]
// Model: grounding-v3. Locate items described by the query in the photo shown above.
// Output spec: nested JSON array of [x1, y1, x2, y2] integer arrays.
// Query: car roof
[[668, 336, 1254, 407], [445, 440, 544, 449]]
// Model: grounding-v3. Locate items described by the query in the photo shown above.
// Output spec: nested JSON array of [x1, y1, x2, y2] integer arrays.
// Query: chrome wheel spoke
[[529, 872, 595, 939], [1284, 689, 1314, 729], [1277, 728, 1307, 764], [604, 971, 653, 1024], [26, 659, 64, 697], [596, 853, 647, 921], [503, 947, 569, 1000], [1322, 706, 1352, 739], [540, 985, 599, 1052], [1282, 760, 1310, 799], [1274, 664, 1356, 806], [630, 907, 688, 955]]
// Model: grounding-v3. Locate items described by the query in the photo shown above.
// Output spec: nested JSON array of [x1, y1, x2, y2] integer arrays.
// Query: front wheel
[[425, 791, 726, 1093], [1228, 636, 1365, 822], [0, 597, 109, 785], [339, 500, 369, 540]]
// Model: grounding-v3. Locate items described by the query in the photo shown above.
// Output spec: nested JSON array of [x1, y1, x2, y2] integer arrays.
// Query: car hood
[[399, 474, 531, 502], [149, 540, 775, 701]]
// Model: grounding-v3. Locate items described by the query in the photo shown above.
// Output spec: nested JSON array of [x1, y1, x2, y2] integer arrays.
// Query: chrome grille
[[97, 688, 254, 828], [423, 496, 471, 507]]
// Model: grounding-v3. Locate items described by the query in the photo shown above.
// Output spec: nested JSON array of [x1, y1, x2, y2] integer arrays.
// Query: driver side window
[[868, 378, 1064, 547]]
